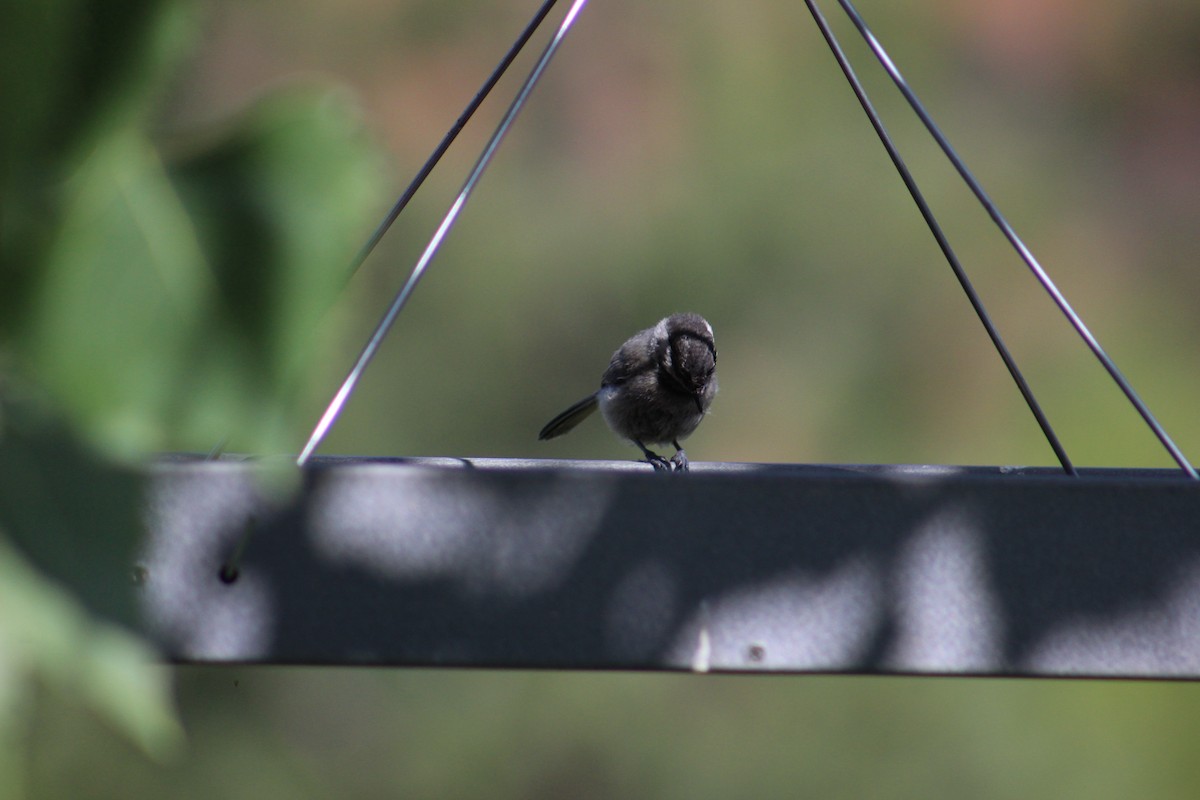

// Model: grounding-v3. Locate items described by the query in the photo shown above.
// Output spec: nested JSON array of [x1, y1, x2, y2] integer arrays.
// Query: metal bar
[[142, 457, 1200, 678]]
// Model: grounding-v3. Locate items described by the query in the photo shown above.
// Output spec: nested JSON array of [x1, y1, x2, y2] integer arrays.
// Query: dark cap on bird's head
[[661, 313, 717, 399]]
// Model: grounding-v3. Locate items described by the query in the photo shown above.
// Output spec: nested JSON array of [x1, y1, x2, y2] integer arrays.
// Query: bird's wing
[[600, 329, 655, 387]]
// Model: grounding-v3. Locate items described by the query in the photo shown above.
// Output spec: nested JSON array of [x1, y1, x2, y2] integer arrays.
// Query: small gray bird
[[538, 313, 718, 471]]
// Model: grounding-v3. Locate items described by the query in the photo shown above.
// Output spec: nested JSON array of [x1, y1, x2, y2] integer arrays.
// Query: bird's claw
[[646, 454, 673, 472], [670, 449, 689, 472]]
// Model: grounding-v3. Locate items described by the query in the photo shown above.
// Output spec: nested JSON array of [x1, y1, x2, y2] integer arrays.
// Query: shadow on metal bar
[[139, 456, 1200, 679]]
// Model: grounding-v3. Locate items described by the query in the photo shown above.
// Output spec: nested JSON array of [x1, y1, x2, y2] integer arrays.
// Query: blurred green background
[[3, 0, 1200, 797]]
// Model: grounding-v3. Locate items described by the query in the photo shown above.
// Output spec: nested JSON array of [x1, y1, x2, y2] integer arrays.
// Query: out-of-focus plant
[[0, 0, 385, 788]]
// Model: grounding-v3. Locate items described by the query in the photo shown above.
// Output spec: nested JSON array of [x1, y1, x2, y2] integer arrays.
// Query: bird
[[538, 313, 718, 472]]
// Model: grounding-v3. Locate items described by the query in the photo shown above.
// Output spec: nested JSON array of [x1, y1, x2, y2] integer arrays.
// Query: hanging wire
[[208, 0, 558, 467], [822, 0, 1197, 479], [803, 0, 1075, 476], [342, 0, 562, 285], [295, 0, 592, 467]]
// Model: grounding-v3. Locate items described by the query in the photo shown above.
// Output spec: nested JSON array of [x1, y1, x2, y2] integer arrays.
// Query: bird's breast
[[597, 380, 706, 445]]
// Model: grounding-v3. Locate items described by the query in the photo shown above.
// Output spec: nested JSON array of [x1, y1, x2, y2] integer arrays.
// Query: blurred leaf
[[17, 90, 384, 457], [0, 536, 183, 764], [0, 0, 386, 782], [0, 0, 196, 337], [0, 384, 183, 764], [0, 381, 143, 629], [22, 129, 210, 456], [165, 87, 387, 454]]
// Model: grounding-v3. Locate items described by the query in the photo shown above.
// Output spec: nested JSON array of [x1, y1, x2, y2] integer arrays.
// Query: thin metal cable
[[207, 0, 558, 466], [343, 0, 561, 284], [803, 0, 1075, 475], [295, 0, 592, 466], [833, 0, 1197, 479]]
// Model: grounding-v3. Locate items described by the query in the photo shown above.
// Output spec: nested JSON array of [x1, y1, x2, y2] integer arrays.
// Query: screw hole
[[219, 515, 256, 585]]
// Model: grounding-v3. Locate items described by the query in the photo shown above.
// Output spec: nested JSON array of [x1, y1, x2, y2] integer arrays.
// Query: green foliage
[[0, 385, 144, 629], [17, 85, 384, 457], [1, 0, 194, 337], [0, 0, 385, 789], [0, 382, 184, 793]]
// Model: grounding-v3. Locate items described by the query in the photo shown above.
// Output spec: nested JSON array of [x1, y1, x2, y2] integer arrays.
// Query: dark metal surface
[[140, 457, 1200, 677]]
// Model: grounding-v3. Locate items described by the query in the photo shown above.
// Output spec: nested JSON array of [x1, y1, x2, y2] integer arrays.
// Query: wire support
[[803, 0, 1075, 476], [296, 0, 592, 466], [830, 0, 1196, 479], [342, 0, 562, 285]]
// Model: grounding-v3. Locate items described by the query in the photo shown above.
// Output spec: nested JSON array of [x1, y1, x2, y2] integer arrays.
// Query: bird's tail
[[538, 393, 599, 440]]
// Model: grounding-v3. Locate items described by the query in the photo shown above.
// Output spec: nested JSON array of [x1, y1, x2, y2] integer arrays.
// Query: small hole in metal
[[219, 515, 256, 585]]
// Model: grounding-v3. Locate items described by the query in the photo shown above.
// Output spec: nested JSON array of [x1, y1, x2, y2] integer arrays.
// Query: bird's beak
[[694, 394, 704, 414]]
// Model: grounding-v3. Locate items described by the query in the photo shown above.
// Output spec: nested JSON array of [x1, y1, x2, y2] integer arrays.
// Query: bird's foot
[[670, 448, 689, 472], [645, 453, 673, 472], [636, 440, 673, 472]]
